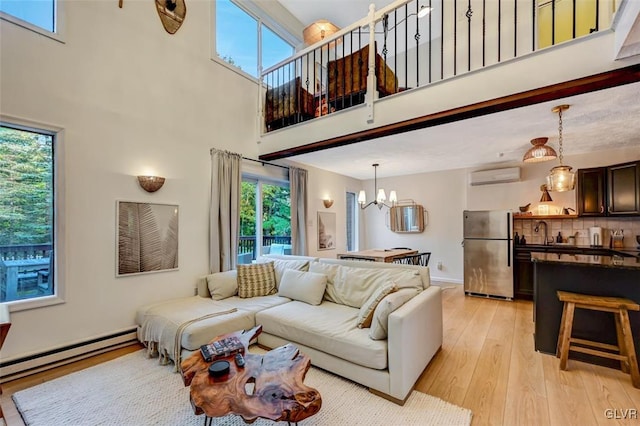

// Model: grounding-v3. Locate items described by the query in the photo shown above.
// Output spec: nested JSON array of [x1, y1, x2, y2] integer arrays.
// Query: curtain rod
[[242, 156, 290, 171]]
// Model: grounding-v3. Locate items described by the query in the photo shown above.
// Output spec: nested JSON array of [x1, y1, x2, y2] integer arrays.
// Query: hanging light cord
[[557, 107, 564, 165]]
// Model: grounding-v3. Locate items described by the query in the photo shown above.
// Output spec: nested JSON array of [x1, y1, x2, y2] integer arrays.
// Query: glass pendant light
[[546, 105, 576, 192]]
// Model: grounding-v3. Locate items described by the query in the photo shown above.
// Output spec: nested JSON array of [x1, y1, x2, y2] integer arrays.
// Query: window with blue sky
[[216, 0, 294, 78], [0, 0, 56, 33]]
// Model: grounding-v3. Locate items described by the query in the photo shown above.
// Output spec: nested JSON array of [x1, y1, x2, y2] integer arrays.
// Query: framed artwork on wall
[[116, 201, 179, 276], [317, 211, 336, 251]]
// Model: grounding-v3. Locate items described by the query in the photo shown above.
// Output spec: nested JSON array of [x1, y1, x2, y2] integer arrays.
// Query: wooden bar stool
[[556, 291, 640, 388]]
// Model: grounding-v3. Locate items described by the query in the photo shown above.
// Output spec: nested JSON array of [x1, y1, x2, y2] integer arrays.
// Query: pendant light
[[358, 164, 397, 210], [546, 105, 576, 192], [523, 137, 557, 163]]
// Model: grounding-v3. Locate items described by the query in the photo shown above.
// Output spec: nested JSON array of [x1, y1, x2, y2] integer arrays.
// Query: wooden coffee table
[[181, 325, 322, 424]]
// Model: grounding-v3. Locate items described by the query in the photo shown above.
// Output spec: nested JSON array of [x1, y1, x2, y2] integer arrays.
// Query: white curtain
[[209, 149, 242, 273], [289, 166, 308, 256]]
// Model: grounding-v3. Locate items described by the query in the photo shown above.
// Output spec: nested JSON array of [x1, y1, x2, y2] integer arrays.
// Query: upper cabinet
[[577, 161, 640, 217], [608, 162, 640, 215], [577, 167, 606, 216]]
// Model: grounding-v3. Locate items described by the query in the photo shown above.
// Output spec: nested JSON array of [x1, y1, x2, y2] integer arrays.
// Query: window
[[238, 178, 291, 264], [346, 191, 357, 251], [0, 124, 55, 304], [215, 0, 294, 78], [0, 0, 58, 36]]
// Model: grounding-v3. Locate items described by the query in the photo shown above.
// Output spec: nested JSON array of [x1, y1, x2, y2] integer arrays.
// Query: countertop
[[515, 244, 640, 257], [531, 252, 640, 270]]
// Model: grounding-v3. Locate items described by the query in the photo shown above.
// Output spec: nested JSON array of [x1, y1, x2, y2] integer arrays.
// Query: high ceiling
[[277, 1, 640, 180]]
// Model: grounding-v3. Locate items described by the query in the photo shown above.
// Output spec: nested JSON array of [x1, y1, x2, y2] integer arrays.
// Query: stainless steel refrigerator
[[463, 210, 514, 299]]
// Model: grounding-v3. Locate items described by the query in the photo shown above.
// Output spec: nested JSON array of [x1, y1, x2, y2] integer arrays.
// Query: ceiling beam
[[259, 64, 640, 161]]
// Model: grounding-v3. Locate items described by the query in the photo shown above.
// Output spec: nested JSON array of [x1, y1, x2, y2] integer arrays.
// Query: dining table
[[337, 248, 417, 263]]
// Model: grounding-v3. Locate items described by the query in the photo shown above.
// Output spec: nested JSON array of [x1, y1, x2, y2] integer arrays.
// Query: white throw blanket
[[138, 297, 237, 370]]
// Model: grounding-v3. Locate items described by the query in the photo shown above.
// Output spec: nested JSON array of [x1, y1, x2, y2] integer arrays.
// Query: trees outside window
[[0, 125, 55, 303], [238, 179, 290, 263]]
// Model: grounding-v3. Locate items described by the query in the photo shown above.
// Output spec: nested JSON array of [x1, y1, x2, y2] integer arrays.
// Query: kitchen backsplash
[[513, 217, 640, 248]]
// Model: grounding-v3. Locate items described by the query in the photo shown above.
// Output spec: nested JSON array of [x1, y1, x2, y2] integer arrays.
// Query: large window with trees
[[0, 124, 55, 304], [238, 178, 291, 264]]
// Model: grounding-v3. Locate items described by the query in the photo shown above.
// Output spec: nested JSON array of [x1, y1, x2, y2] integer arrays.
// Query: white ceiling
[[277, 1, 640, 180]]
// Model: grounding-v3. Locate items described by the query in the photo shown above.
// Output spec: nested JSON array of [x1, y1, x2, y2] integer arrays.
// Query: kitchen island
[[532, 252, 640, 368]]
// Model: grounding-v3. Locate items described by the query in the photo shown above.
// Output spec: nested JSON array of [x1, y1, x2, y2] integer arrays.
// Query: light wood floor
[[1, 285, 639, 425]]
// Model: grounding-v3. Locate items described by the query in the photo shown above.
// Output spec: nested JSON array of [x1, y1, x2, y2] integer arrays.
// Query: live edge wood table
[[180, 325, 322, 425]]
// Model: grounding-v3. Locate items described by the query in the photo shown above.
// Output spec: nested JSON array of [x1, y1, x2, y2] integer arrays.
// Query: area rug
[[13, 350, 472, 425]]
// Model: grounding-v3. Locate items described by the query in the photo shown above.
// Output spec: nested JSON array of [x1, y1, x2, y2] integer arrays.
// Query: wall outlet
[[436, 261, 443, 270]]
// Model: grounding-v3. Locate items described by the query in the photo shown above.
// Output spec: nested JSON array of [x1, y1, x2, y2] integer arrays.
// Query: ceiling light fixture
[[358, 163, 397, 210], [546, 104, 576, 192], [523, 137, 557, 163], [417, 5, 433, 18], [303, 19, 340, 46]]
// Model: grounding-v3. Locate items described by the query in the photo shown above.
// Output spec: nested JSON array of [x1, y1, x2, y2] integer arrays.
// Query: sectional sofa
[[136, 254, 443, 403]]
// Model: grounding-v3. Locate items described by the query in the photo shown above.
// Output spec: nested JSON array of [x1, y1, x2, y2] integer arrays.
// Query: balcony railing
[[238, 236, 292, 264], [260, 0, 613, 132], [0, 244, 53, 302]]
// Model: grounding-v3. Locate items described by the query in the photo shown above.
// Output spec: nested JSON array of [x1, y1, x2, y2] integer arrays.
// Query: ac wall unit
[[469, 167, 521, 186]]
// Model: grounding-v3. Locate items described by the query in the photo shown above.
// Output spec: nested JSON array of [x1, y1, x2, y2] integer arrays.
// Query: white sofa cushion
[[370, 288, 420, 340], [256, 300, 388, 370], [319, 258, 431, 290], [357, 282, 397, 328], [217, 294, 291, 314], [206, 270, 238, 300], [278, 269, 327, 305], [256, 257, 310, 287]]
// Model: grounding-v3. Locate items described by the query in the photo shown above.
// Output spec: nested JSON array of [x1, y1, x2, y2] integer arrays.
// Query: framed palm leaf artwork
[[116, 201, 179, 276]]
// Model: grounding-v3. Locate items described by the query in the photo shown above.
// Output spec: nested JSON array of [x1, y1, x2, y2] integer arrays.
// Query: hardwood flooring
[[1, 285, 638, 425]]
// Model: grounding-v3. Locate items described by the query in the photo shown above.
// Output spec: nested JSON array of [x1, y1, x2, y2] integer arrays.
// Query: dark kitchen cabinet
[[576, 161, 640, 217], [577, 167, 606, 216], [607, 161, 640, 215], [514, 250, 534, 300]]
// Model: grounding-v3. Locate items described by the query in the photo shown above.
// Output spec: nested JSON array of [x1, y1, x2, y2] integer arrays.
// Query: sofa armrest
[[387, 285, 443, 400]]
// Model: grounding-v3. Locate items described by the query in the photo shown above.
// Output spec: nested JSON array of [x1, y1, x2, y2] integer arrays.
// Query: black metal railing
[[261, 0, 611, 132], [238, 236, 292, 262]]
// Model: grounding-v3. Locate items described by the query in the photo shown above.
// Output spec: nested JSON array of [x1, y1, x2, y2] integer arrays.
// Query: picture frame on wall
[[317, 211, 336, 251], [116, 201, 179, 276]]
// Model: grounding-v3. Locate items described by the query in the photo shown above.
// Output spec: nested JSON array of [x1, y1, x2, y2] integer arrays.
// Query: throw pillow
[[278, 269, 328, 305], [369, 288, 420, 340], [357, 282, 397, 328], [206, 270, 238, 300], [256, 257, 310, 288], [236, 262, 277, 298]]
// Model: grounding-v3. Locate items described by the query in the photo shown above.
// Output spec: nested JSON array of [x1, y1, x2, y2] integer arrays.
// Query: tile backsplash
[[513, 217, 640, 248]]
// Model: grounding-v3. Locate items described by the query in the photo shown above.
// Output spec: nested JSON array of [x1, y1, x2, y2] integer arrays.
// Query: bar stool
[[556, 291, 640, 388]]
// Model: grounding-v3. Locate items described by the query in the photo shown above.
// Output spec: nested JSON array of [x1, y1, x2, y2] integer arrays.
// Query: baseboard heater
[[0, 327, 138, 383]]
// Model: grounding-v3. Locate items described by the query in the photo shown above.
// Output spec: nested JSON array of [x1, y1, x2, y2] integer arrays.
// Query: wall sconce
[[137, 175, 165, 193], [323, 198, 334, 209]]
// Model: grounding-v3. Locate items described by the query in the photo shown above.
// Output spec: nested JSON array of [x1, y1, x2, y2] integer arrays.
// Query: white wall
[[288, 162, 364, 258], [0, 1, 257, 360], [363, 146, 640, 283]]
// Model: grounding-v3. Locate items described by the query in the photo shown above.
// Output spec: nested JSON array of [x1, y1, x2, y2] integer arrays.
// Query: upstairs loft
[[256, 0, 640, 162]]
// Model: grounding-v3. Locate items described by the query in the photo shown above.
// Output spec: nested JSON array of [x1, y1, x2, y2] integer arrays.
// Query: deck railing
[[260, 0, 613, 132], [0, 244, 52, 261], [238, 236, 292, 262]]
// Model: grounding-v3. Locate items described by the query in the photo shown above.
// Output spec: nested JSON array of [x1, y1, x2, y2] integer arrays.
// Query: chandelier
[[358, 164, 397, 210], [546, 105, 576, 192]]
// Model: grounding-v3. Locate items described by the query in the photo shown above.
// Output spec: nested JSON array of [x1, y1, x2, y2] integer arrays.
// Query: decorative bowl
[[519, 203, 531, 212]]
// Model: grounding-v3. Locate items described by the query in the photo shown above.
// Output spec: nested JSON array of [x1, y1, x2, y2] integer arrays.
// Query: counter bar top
[[531, 252, 640, 270]]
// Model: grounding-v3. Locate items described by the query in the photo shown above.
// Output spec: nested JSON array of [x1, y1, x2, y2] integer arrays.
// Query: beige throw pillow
[[369, 288, 420, 339], [236, 262, 277, 298], [206, 270, 238, 300], [357, 282, 397, 328], [278, 269, 328, 305]]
